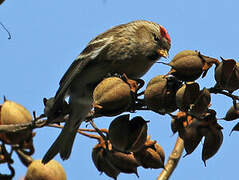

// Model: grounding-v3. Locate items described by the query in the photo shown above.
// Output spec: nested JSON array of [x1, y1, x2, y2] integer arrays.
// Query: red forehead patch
[[160, 26, 171, 43]]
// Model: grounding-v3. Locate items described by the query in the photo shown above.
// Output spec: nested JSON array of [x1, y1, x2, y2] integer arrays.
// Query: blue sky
[[0, 0, 239, 179]]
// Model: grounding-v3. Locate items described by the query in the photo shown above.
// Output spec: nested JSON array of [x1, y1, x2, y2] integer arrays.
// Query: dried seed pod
[[144, 75, 181, 114], [108, 115, 148, 152], [224, 103, 239, 121], [92, 144, 120, 180], [176, 82, 200, 112], [178, 118, 203, 156], [214, 57, 239, 92], [105, 150, 139, 176], [133, 141, 165, 169], [170, 116, 184, 134], [0, 100, 32, 144], [170, 112, 188, 134], [189, 88, 211, 117], [171, 118, 178, 134], [167, 50, 204, 81], [166, 50, 218, 81], [200, 128, 223, 165], [108, 114, 130, 152], [25, 160, 66, 180], [127, 116, 148, 152], [93, 77, 133, 116]]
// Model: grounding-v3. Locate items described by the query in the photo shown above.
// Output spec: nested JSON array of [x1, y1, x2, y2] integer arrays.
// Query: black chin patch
[[147, 51, 160, 61]]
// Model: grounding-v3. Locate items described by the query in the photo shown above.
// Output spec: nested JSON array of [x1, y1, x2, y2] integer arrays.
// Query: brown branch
[[0, 96, 148, 135], [208, 87, 239, 101], [47, 124, 102, 140], [157, 136, 184, 180], [0, 115, 68, 133]]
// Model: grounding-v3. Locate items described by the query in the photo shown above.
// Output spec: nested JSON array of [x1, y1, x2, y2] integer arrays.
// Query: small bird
[[42, 20, 171, 164]]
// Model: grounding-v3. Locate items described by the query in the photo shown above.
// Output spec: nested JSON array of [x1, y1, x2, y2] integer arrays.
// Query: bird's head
[[135, 21, 171, 61]]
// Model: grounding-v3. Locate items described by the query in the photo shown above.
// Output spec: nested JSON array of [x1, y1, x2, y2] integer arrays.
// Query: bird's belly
[[70, 57, 155, 94], [112, 57, 155, 79]]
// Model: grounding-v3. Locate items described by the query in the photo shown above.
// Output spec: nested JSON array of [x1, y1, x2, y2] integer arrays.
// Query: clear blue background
[[0, 0, 239, 179]]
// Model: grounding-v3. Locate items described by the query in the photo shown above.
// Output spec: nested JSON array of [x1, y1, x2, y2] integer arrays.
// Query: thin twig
[[47, 124, 102, 140], [89, 120, 110, 150], [0, 21, 11, 40], [89, 120, 107, 140], [77, 128, 108, 134], [157, 136, 184, 180]]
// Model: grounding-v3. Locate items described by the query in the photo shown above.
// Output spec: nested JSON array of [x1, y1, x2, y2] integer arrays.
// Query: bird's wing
[[49, 36, 113, 116]]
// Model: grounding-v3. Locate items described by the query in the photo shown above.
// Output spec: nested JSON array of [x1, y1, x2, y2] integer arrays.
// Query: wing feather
[[48, 36, 113, 117]]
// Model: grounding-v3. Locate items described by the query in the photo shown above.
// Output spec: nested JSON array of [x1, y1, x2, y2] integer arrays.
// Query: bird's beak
[[157, 49, 169, 59]]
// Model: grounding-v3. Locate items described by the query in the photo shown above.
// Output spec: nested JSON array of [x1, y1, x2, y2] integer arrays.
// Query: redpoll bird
[[42, 20, 171, 164]]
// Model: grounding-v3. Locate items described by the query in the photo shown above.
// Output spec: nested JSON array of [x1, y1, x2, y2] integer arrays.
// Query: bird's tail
[[42, 119, 81, 164]]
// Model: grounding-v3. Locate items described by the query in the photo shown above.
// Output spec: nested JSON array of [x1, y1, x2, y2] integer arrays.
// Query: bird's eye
[[153, 33, 160, 42]]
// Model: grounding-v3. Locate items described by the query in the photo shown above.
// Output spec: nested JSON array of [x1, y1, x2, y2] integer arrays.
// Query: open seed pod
[[166, 50, 218, 81], [108, 115, 148, 152], [171, 118, 182, 134], [144, 75, 181, 114], [176, 82, 200, 112], [0, 99, 32, 145], [200, 127, 223, 166], [178, 117, 203, 156], [92, 143, 120, 180], [133, 138, 165, 169], [224, 103, 239, 121], [214, 57, 239, 92], [189, 88, 211, 117], [25, 160, 66, 180], [105, 150, 139, 177], [93, 76, 135, 116], [194, 109, 224, 165], [92, 139, 140, 179], [170, 118, 178, 134]]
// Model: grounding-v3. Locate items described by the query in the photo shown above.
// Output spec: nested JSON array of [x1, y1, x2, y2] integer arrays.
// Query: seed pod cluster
[[93, 76, 138, 116], [175, 82, 211, 116], [144, 75, 181, 114], [171, 110, 223, 163], [0, 99, 33, 145], [215, 57, 239, 92], [166, 50, 218, 81], [92, 139, 139, 180], [108, 114, 148, 152], [133, 137, 165, 169], [92, 135, 166, 179], [25, 160, 67, 180]]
